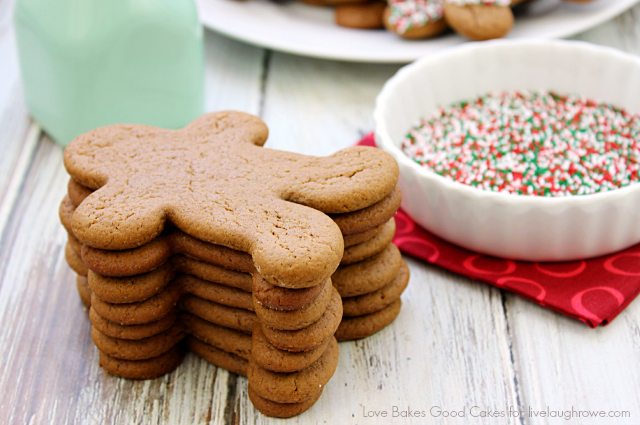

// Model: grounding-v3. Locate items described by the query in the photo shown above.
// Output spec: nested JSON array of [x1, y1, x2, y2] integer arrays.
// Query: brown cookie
[[248, 385, 323, 419], [385, 11, 448, 40], [253, 277, 332, 331], [332, 186, 401, 235], [383, 0, 447, 40], [248, 337, 339, 403], [342, 260, 409, 317], [64, 112, 398, 289], [65, 242, 88, 276], [341, 218, 395, 265], [89, 307, 177, 340], [62, 195, 173, 277], [63, 189, 281, 279], [252, 326, 332, 373], [335, 2, 386, 29], [91, 324, 184, 360], [181, 295, 256, 334], [332, 243, 402, 297], [67, 178, 91, 206], [68, 233, 82, 255], [262, 287, 342, 352], [78, 230, 255, 279], [99, 345, 184, 379], [87, 263, 173, 304], [252, 274, 326, 311], [90, 282, 182, 325], [58, 196, 76, 234], [174, 256, 252, 292], [302, 0, 368, 5], [170, 232, 254, 274], [187, 337, 248, 376], [79, 232, 254, 278], [181, 313, 252, 360], [85, 256, 253, 305], [343, 220, 388, 247], [81, 237, 173, 278], [443, 3, 514, 41], [76, 275, 92, 307], [336, 299, 402, 341], [86, 230, 256, 278], [180, 275, 253, 311]]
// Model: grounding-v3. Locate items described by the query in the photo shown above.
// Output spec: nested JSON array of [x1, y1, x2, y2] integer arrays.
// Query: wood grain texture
[[262, 53, 398, 155], [0, 0, 40, 237], [203, 30, 264, 115], [505, 300, 640, 425], [0, 3, 640, 425]]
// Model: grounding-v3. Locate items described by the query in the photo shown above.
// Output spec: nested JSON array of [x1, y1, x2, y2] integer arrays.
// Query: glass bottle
[[15, 0, 204, 145]]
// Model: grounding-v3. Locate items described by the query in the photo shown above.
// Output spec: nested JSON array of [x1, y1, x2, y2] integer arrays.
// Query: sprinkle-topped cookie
[[401, 91, 640, 196], [445, 0, 510, 6], [387, 0, 444, 34]]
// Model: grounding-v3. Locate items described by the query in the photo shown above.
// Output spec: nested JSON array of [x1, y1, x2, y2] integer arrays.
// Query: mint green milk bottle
[[15, 0, 204, 146]]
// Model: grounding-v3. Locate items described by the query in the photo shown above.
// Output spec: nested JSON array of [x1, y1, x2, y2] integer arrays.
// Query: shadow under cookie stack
[[59, 111, 409, 418]]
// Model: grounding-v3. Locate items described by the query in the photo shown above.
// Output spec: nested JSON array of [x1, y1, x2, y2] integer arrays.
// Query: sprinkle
[[401, 91, 640, 197]]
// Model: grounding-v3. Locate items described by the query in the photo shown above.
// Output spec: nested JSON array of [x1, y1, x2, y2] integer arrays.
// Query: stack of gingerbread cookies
[[59, 111, 408, 417]]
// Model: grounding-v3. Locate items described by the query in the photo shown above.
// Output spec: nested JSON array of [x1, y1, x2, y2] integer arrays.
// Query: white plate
[[196, 0, 640, 63]]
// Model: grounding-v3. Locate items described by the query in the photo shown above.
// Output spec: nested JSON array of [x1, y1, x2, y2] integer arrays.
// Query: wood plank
[[0, 30, 265, 425], [203, 30, 265, 114], [257, 52, 522, 424], [0, 0, 41, 237], [505, 302, 640, 425], [507, 7, 640, 425], [0, 122, 39, 239], [261, 53, 399, 155], [573, 4, 640, 55]]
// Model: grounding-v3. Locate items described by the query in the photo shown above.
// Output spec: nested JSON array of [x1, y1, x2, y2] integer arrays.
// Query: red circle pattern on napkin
[[360, 133, 640, 327]]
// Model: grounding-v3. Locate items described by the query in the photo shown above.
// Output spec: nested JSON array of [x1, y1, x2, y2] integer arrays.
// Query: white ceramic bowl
[[375, 40, 640, 261]]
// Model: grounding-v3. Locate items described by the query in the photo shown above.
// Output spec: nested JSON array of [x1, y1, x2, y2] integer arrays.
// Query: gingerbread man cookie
[[62, 111, 407, 417], [64, 111, 398, 289]]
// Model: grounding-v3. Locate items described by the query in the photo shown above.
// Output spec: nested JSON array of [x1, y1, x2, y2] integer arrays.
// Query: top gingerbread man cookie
[[64, 111, 398, 288]]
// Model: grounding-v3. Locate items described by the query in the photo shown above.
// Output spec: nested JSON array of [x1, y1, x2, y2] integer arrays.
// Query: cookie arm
[[64, 125, 163, 189], [248, 199, 344, 288], [282, 146, 399, 213], [169, 195, 344, 288], [71, 182, 168, 249]]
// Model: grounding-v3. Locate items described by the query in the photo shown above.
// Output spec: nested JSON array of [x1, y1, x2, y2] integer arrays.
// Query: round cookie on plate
[[384, 0, 448, 39], [443, 0, 514, 40], [335, 2, 387, 29], [302, 0, 369, 5]]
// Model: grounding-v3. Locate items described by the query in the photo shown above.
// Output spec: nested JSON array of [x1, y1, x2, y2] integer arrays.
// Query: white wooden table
[[1, 2, 639, 424]]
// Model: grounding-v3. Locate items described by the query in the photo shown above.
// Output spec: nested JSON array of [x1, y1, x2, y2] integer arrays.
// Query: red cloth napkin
[[359, 133, 640, 327]]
